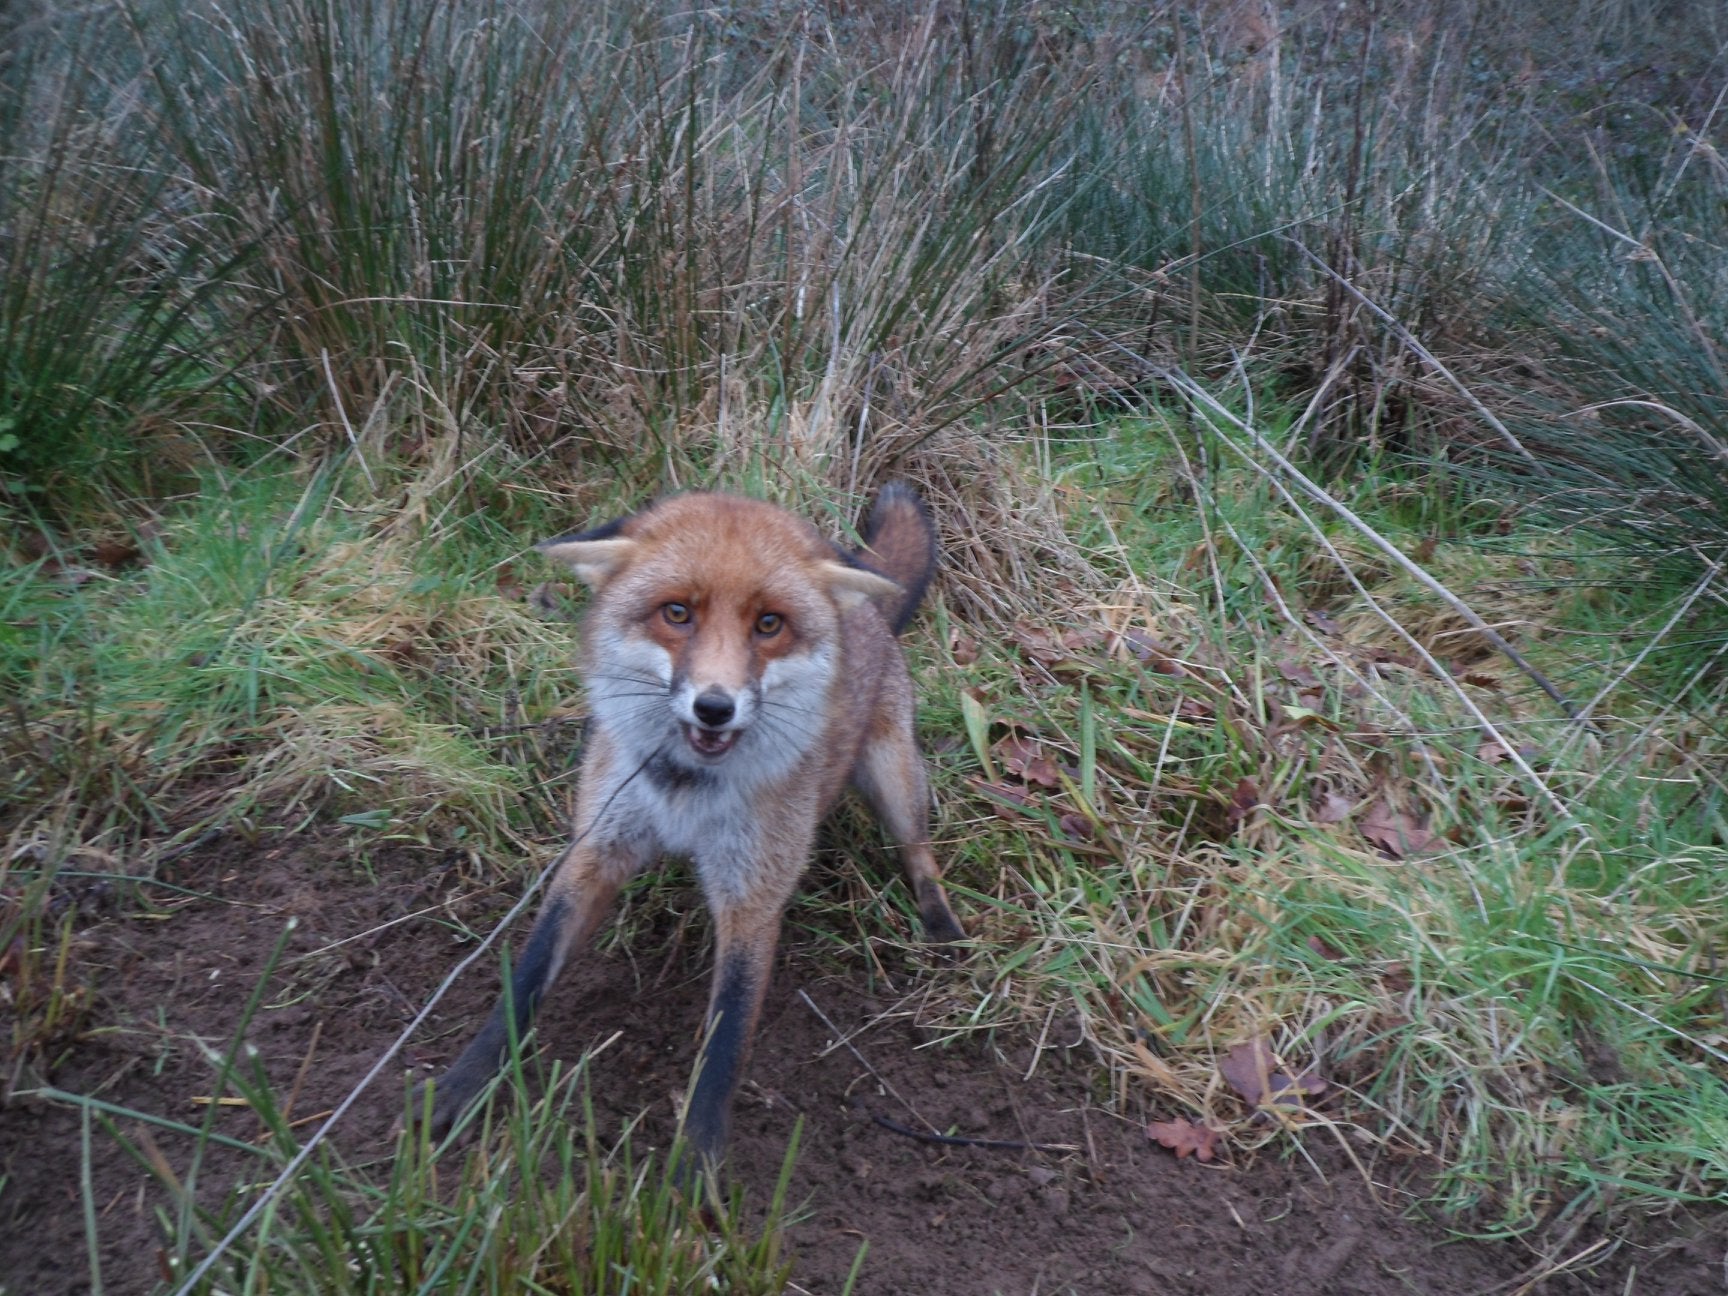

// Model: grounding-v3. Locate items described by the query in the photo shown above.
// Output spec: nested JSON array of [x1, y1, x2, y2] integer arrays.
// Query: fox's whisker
[[760, 705, 825, 725], [587, 674, 669, 691]]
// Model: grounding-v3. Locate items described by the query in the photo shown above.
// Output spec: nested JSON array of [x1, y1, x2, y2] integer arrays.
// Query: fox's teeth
[[685, 725, 738, 757]]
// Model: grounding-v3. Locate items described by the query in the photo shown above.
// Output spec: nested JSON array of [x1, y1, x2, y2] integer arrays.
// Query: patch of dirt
[[3, 828, 1724, 1295]]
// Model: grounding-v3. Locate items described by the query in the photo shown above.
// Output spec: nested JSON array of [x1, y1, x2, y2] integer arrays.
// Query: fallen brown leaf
[[44, 561, 97, 586], [1147, 1117, 1221, 1162], [1314, 792, 1355, 824], [1011, 620, 1066, 665], [1023, 755, 1062, 788], [993, 734, 1063, 788], [1057, 811, 1094, 842], [1121, 628, 1186, 677], [1226, 777, 1260, 828], [89, 539, 143, 569], [968, 777, 1036, 822], [1368, 648, 1422, 671], [1359, 800, 1438, 858], [1306, 934, 1347, 961], [1120, 628, 1166, 661], [1177, 697, 1215, 721], [1219, 1039, 1327, 1110]]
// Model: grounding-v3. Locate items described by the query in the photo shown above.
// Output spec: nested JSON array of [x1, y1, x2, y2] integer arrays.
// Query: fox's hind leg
[[853, 722, 966, 944]]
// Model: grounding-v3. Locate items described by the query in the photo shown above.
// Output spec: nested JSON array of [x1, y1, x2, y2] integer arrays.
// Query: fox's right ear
[[537, 517, 638, 587]]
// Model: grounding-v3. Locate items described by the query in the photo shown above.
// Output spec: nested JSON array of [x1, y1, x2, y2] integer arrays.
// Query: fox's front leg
[[682, 869, 800, 1169], [420, 839, 640, 1135]]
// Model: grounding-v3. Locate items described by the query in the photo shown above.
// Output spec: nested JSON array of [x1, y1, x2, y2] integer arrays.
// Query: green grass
[[915, 412, 1728, 1234], [3, 459, 598, 845], [47, 1039, 806, 1295]]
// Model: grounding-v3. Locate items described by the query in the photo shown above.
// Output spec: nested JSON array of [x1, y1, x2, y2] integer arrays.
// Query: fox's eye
[[663, 602, 691, 625], [755, 612, 783, 636]]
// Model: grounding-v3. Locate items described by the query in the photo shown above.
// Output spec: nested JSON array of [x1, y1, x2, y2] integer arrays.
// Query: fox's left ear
[[821, 561, 901, 609], [538, 516, 639, 587], [538, 537, 638, 586]]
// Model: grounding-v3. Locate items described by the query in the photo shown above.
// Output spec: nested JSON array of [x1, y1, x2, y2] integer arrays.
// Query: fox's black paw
[[920, 904, 968, 949]]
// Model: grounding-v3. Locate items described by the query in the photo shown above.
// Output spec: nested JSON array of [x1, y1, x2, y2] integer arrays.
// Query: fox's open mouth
[[685, 725, 738, 758]]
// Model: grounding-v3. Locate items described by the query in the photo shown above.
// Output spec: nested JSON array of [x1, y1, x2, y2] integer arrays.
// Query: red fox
[[421, 484, 965, 1169]]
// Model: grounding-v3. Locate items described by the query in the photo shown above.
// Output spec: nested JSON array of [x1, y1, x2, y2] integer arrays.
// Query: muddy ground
[[3, 829, 1724, 1295]]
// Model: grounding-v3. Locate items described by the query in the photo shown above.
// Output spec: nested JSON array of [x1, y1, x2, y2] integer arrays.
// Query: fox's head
[[539, 494, 898, 775]]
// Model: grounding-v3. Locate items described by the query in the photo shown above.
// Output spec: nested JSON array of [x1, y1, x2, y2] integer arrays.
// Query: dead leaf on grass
[[1120, 628, 1164, 660], [1147, 1117, 1221, 1162], [1478, 739, 1538, 767], [1306, 934, 1347, 961], [968, 777, 1036, 822], [1061, 627, 1103, 653], [1219, 1039, 1327, 1110], [89, 539, 143, 569], [1226, 777, 1260, 827], [949, 630, 980, 666], [994, 732, 1038, 771], [41, 560, 97, 586], [1359, 800, 1439, 857], [1314, 792, 1355, 824], [1177, 697, 1215, 721], [1057, 811, 1094, 842], [1368, 647, 1422, 671], [994, 734, 1063, 788], [1024, 757, 1062, 788], [1011, 620, 1066, 665], [1122, 628, 1186, 675]]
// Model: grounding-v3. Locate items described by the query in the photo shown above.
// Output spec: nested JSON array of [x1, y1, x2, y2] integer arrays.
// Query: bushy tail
[[858, 482, 936, 635]]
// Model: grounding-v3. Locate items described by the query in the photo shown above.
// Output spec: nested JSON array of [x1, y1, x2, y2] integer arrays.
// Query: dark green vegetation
[[4, 0, 1728, 1290]]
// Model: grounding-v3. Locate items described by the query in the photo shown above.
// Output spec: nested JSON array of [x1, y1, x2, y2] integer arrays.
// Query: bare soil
[[3, 828, 1724, 1295]]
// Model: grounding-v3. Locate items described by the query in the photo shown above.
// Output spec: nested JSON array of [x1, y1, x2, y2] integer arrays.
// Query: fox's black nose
[[693, 690, 735, 728]]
